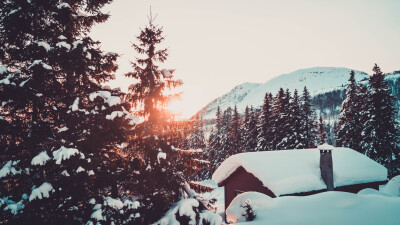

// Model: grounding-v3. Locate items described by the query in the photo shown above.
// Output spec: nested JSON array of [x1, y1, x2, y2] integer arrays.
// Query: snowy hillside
[[197, 67, 369, 119]]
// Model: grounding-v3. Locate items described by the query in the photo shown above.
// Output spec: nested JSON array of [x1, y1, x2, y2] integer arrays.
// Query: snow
[[104, 197, 124, 209], [89, 90, 121, 106], [37, 41, 51, 51], [56, 41, 71, 51], [29, 182, 54, 201], [226, 191, 400, 225], [155, 198, 222, 225], [58, 35, 67, 40], [71, 97, 79, 111], [157, 152, 167, 163], [8, 8, 20, 16], [0, 65, 7, 74], [106, 111, 123, 120], [72, 40, 83, 50], [107, 96, 121, 107], [0, 74, 13, 85], [58, 127, 69, 133], [317, 143, 334, 150], [57, 3, 71, 9], [161, 69, 172, 78], [28, 60, 52, 70], [76, 166, 85, 173], [0, 161, 20, 178], [19, 78, 30, 87], [61, 170, 70, 176], [31, 151, 50, 166], [91, 209, 104, 221], [212, 147, 387, 196], [383, 175, 400, 196], [52, 146, 81, 164], [88, 170, 95, 176]]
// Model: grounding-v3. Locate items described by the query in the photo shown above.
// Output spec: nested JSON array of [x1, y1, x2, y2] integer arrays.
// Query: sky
[[90, 0, 400, 118]]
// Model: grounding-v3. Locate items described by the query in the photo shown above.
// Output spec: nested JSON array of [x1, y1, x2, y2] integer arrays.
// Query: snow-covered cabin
[[212, 145, 388, 212]]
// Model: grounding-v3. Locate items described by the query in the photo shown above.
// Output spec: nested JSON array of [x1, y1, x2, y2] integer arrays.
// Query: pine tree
[[360, 64, 400, 177], [318, 115, 326, 145], [124, 14, 204, 222], [257, 93, 274, 150], [286, 89, 305, 149], [335, 71, 363, 151], [0, 1, 141, 224], [301, 87, 318, 148], [231, 105, 242, 153], [273, 88, 291, 149], [242, 106, 258, 152]]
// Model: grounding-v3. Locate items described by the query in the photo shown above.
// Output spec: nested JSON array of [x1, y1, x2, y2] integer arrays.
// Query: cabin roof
[[212, 148, 387, 196]]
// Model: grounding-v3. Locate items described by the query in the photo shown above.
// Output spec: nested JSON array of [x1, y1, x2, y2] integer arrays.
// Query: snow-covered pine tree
[[242, 106, 258, 152], [231, 105, 242, 153], [0, 1, 141, 224], [301, 87, 318, 148], [286, 89, 305, 149], [360, 64, 400, 177], [318, 115, 326, 145], [124, 14, 205, 223], [257, 93, 274, 151], [274, 88, 291, 150], [335, 71, 363, 151], [185, 115, 206, 150]]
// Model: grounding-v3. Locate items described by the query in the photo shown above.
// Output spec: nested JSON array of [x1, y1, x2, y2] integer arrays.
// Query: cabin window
[[235, 189, 245, 196]]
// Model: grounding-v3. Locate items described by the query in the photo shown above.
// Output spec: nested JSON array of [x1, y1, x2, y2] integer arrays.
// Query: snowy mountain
[[196, 67, 370, 119]]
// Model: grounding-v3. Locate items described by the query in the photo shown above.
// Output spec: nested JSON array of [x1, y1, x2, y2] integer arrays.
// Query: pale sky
[[90, 0, 400, 118]]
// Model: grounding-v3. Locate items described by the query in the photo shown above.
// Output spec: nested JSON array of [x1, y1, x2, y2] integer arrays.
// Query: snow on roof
[[212, 148, 387, 196]]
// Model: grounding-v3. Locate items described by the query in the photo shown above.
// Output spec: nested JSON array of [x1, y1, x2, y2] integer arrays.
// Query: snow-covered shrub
[[154, 198, 222, 225], [242, 199, 256, 221], [226, 192, 268, 223]]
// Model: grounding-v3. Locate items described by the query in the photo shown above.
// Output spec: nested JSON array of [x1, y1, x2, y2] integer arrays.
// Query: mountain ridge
[[195, 67, 372, 119]]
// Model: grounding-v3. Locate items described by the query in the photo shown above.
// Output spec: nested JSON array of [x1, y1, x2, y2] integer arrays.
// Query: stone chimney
[[318, 144, 334, 191]]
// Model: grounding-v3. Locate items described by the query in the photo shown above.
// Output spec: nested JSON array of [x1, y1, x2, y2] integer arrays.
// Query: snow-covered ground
[[225, 176, 400, 225]]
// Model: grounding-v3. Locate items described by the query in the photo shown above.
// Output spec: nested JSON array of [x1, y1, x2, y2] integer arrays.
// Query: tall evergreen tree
[[124, 15, 198, 223], [301, 87, 318, 148], [318, 115, 326, 145], [0, 1, 141, 224], [335, 71, 363, 151], [286, 89, 305, 149], [231, 105, 242, 153], [360, 64, 400, 177], [242, 106, 258, 152], [257, 93, 274, 150]]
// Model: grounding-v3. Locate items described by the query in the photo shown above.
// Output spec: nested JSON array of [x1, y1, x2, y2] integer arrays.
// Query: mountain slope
[[197, 67, 369, 119]]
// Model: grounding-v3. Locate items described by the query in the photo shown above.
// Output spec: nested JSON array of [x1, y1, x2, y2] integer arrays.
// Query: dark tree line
[[203, 87, 319, 177]]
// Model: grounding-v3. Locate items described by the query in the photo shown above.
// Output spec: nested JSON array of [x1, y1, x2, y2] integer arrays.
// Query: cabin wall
[[224, 167, 275, 210]]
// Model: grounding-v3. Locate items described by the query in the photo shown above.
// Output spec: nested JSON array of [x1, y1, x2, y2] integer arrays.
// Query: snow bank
[[31, 151, 50, 166], [226, 191, 400, 225], [52, 146, 81, 164], [212, 148, 387, 196], [383, 175, 400, 196], [29, 182, 54, 201]]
